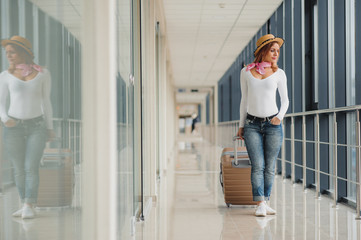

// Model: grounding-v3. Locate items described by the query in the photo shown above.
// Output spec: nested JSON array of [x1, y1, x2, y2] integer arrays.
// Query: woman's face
[[263, 42, 280, 64], [5, 44, 23, 65]]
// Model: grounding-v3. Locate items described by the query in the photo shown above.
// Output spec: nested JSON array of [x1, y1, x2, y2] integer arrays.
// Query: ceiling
[[176, 91, 209, 104], [29, 0, 283, 104], [163, 0, 283, 88]]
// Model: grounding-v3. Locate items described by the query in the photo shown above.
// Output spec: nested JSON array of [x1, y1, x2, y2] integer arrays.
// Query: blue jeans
[[3, 117, 47, 204], [243, 117, 283, 201]]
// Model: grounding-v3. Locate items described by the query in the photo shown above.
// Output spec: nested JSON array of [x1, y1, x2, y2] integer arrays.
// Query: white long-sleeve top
[[239, 67, 289, 128], [0, 69, 53, 129]]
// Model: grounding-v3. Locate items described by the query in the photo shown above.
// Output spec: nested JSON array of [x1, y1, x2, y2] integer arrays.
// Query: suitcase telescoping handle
[[233, 136, 241, 161]]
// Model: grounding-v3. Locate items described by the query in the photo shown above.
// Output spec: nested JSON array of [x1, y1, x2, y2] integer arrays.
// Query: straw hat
[[1, 35, 34, 58], [254, 34, 284, 56]]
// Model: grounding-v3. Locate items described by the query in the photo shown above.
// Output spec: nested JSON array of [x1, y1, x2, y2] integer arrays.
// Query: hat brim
[[1, 39, 34, 58], [254, 37, 284, 56]]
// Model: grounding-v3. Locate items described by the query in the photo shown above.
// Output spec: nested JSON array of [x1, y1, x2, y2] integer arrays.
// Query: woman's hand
[[47, 130, 56, 142], [237, 127, 244, 140], [270, 117, 281, 125], [4, 118, 16, 127]]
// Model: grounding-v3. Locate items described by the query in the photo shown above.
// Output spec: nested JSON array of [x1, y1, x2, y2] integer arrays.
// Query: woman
[[0, 36, 54, 219], [236, 34, 289, 217]]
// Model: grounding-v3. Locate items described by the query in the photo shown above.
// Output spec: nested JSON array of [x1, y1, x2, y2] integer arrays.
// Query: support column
[[82, 0, 117, 239]]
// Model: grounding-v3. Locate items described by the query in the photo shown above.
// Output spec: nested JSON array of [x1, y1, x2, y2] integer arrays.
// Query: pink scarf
[[246, 62, 271, 75], [16, 64, 43, 77]]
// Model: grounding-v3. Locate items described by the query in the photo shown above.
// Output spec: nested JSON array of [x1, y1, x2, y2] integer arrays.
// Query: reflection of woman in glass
[[0, 36, 54, 219]]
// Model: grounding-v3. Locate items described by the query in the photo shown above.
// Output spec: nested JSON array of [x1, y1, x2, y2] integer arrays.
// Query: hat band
[[11, 39, 33, 53]]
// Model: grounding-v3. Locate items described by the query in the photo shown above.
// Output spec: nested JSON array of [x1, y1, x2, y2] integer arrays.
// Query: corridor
[[136, 136, 361, 240], [1, 0, 361, 239]]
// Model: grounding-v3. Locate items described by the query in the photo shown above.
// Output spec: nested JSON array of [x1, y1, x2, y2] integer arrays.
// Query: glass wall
[[217, 0, 361, 205], [0, 0, 82, 239], [116, 0, 135, 238], [0, 0, 173, 239]]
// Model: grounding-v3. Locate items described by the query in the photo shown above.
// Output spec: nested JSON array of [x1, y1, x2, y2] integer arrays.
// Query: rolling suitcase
[[219, 136, 256, 207], [37, 147, 73, 207]]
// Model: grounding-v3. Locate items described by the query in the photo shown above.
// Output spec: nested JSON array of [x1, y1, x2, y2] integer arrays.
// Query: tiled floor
[[0, 189, 82, 240], [136, 138, 361, 240], [1, 137, 361, 240]]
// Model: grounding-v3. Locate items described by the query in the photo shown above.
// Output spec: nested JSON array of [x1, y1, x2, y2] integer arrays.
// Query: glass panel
[[0, 0, 82, 239], [347, 112, 356, 201], [328, 0, 336, 191], [155, 23, 160, 179], [313, 4, 319, 103], [132, 0, 142, 220], [116, 0, 134, 238], [346, 0, 356, 201]]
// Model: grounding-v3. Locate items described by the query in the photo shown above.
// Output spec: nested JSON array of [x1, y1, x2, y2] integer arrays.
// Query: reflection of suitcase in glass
[[219, 137, 256, 207], [37, 148, 73, 207]]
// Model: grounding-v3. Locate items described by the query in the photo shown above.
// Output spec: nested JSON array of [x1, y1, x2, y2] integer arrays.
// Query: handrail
[[53, 117, 82, 123], [218, 120, 239, 126], [285, 105, 361, 117], [217, 105, 361, 125]]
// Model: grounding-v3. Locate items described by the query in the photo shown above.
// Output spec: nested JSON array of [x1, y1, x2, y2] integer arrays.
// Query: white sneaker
[[255, 202, 267, 217], [265, 202, 276, 215], [22, 206, 36, 219], [12, 208, 23, 217]]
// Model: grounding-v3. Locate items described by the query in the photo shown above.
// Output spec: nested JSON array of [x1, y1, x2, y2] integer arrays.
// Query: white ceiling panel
[[164, 0, 283, 89], [31, 0, 284, 102]]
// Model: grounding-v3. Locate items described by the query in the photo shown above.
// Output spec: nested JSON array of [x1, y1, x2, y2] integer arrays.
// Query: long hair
[[7, 44, 34, 73], [253, 42, 279, 72]]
